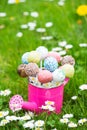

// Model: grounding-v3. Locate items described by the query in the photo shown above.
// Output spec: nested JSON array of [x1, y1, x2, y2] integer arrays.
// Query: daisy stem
[[77, 98, 84, 113], [44, 112, 48, 130]]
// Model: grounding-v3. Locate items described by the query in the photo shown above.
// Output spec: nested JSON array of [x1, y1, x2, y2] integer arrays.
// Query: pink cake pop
[[38, 70, 53, 83], [9, 95, 23, 112], [9, 95, 38, 112], [47, 51, 61, 62]]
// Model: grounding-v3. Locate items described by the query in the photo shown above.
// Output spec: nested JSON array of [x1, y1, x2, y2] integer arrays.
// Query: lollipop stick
[[40, 60, 43, 69]]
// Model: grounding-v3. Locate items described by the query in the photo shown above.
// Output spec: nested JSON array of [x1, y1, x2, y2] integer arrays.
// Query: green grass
[[0, 0, 87, 129]]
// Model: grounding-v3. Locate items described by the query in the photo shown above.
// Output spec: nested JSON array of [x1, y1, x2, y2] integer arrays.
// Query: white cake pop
[[36, 46, 48, 60]]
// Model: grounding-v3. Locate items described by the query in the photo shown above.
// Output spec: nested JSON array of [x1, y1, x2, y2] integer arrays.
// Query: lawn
[[0, 0, 87, 130]]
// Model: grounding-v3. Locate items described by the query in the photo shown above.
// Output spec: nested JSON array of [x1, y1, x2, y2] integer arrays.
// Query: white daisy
[[0, 119, 9, 126], [78, 118, 87, 125], [68, 122, 77, 128], [63, 114, 73, 119], [20, 115, 31, 121], [45, 101, 55, 106], [79, 43, 87, 47], [41, 36, 53, 40], [58, 0, 65, 6], [41, 105, 49, 110], [23, 120, 35, 129], [2, 89, 11, 96], [35, 120, 44, 127], [36, 28, 46, 33], [28, 22, 36, 30], [8, 0, 25, 4], [6, 115, 19, 121], [58, 1, 64, 6], [0, 12, 6, 17], [71, 96, 77, 100], [16, 32, 23, 37], [25, 111, 34, 118], [65, 44, 73, 49], [45, 22, 53, 27], [0, 111, 9, 118], [48, 105, 55, 111], [28, 22, 36, 27], [20, 24, 28, 29], [30, 12, 39, 18], [58, 40, 67, 47], [60, 118, 69, 124], [0, 90, 4, 96], [79, 84, 87, 90]]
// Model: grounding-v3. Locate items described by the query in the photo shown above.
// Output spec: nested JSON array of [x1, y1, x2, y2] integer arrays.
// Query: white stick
[[40, 60, 43, 69]]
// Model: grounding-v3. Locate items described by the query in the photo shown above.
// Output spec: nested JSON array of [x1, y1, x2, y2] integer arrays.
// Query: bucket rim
[[28, 78, 69, 90]]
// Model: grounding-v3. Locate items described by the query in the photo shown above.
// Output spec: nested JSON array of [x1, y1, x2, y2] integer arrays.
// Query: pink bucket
[[22, 78, 69, 114]]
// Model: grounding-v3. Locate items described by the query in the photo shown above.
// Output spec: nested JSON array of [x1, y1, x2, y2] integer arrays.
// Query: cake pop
[[38, 70, 53, 83], [61, 64, 75, 78], [25, 63, 39, 77], [52, 69, 65, 82], [17, 64, 27, 77], [21, 52, 30, 64], [36, 46, 48, 60], [28, 51, 41, 63], [61, 55, 75, 66], [9, 95, 23, 112], [44, 56, 58, 72], [47, 51, 61, 62]]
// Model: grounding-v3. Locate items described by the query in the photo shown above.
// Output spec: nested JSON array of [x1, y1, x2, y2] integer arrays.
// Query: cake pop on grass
[[25, 63, 39, 77], [44, 56, 58, 72], [17, 64, 27, 77]]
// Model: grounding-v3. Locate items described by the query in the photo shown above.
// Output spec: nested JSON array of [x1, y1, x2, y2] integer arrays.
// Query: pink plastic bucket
[[23, 78, 69, 114]]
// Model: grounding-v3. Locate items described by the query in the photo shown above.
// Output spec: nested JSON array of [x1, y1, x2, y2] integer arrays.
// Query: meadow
[[0, 0, 87, 129]]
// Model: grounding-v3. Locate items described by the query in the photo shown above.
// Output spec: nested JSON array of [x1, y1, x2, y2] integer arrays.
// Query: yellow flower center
[[47, 101, 52, 105], [15, 0, 19, 3], [82, 119, 86, 122], [64, 119, 67, 123], [38, 122, 41, 126], [0, 112, 3, 117]]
